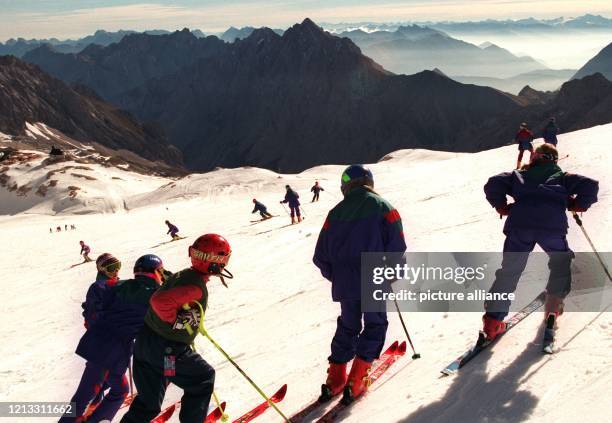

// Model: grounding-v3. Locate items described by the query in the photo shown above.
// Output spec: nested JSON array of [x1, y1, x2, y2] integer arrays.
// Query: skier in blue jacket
[[280, 185, 302, 224], [252, 199, 273, 220], [482, 143, 598, 342], [313, 165, 406, 404], [82, 253, 121, 329], [542, 117, 560, 146]]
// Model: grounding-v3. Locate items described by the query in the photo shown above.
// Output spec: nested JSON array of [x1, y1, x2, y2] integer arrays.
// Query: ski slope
[[0, 124, 610, 422]]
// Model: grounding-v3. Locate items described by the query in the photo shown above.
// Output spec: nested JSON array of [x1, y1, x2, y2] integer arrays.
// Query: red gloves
[[567, 197, 587, 212], [496, 204, 512, 216]]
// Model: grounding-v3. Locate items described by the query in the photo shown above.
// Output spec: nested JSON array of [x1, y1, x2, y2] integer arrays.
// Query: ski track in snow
[[0, 124, 611, 422]]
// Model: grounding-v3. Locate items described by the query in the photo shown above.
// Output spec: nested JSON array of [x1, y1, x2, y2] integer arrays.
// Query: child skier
[[542, 117, 560, 146], [121, 234, 233, 423], [60, 255, 166, 423], [311, 181, 324, 202], [79, 240, 92, 262], [313, 165, 406, 404], [82, 253, 121, 329], [514, 122, 534, 169], [165, 220, 180, 240], [483, 143, 598, 348], [280, 185, 301, 224], [252, 199, 273, 220]]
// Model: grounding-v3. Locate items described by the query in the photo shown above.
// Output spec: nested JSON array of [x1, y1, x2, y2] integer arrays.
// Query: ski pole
[[128, 359, 134, 396], [280, 203, 290, 216], [572, 211, 612, 283], [392, 298, 421, 359], [183, 303, 290, 422], [212, 390, 229, 422]]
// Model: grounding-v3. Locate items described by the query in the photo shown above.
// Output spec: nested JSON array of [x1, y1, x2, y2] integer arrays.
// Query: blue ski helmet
[[134, 254, 163, 274], [341, 164, 374, 195]]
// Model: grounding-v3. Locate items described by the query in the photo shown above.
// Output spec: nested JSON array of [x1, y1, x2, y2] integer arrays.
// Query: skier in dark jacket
[[60, 255, 165, 423], [514, 123, 535, 169], [80, 241, 92, 262], [252, 199, 273, 220], [280, 185, 302, 224], [311, 181, 324, 202], [313, 165, 406, 404], [121, 234, 232, 423], [165, 220, 180, 240], [482, 143, 598, 342], [542, 117, 560, 146], [82, 253, 121, 329]]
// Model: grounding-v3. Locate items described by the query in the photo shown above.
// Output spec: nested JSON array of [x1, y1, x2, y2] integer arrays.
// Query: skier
[[121, 234, 233, 423], [60, 255, 166, 423], [313, 165, 407, 404], [82, 253, 122, 329], [482, 143, 598, 345], [542, 117, 560, 146], [252, 199, 273, 220], [280, 185, 302, 224], [165, 220, 180, 240], [80, 240, 92, 262], [514, 122, 534, 169], [311, 181, 324, 202]]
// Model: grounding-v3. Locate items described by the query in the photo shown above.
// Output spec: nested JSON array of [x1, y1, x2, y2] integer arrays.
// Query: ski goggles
[[101, 260, 122, 274]]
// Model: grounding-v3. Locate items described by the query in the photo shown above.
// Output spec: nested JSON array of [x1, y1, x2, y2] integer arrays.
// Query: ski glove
[[567, 197, 587, 213], [496, 204, 512, 216]]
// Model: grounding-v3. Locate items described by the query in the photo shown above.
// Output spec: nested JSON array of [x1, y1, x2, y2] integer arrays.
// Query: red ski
[[315, 341, 407, 423], [289, 341, 400, 423], [82, 393, 136, 420], [231, 384, 287, 423], [151, 400, 227, 423]]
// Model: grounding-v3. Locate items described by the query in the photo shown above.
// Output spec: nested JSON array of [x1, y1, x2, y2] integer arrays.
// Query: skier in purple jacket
[[482, 143, 598, 343], [280, 185, 302, 224], [165, 220, 180, 240]]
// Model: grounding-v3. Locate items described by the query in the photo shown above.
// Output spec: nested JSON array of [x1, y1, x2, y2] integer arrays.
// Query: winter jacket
[[252, 201, 268, 213], [80, 244, 90, 255], [484, 162, 598, 235], [515, 128, 534, 148], [82, 272, 118, 328], [311, 185, 324, 194], [281, 189, 300, 207], [144, 268, 208, 344], [76, 275, 160, 370], [543, 123, 559, 144], [313, 186, 407, 301], [166, 222, 179, 234]]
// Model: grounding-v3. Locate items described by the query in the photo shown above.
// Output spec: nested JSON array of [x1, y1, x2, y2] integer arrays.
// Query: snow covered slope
[[0, 124, 610, 422]]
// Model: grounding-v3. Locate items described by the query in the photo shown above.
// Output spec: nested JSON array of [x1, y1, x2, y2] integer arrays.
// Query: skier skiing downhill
[[543, 117, 560, 146], [515, 122, 535, 169], [280, 185, 302, 224], [313, 165, 407, 404], [252, 199, 273, 220], [82, 253, 122, 329], [60, 255, 166, 423], [482, 143, 599, 347], [311, 181, 324, 202], [121, 234, 233, 423], [79, 241, 92, 262], [165, 220, 180, 240]]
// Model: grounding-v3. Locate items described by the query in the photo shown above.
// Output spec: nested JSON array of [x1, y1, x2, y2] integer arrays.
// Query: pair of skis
[[290, 340, 407, 423]]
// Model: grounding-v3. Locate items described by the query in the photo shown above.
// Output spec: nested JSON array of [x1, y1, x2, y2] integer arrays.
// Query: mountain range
[[573, 42, 612, 80]]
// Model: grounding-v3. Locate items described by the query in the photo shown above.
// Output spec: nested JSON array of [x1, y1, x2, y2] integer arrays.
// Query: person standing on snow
[[252, 199, 273, 220], [280, 185, 302, 224], [482, 143, 598, 346], [60, 255, 166, 423], [121, 234, 233, 423], [80, 241, 92, 262], [514, 122, 535, 169], [542, 117, 560, 146], [313, 165, 407, 404], [165, 220, 180, 240], [82, 253, 122, 329], [311, 181, 324, 202]]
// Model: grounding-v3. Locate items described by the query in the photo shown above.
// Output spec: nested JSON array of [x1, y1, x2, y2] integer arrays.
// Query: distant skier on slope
[[280, 185, 302, 224], [82, 253, 122, 329], [313, 165, 407, 404], [311, 181, 324, 202], [60, 255, 166, 423], [252, 198, 273, 220], [121, 234, 232, 423], [79, 240, 92, 262], [165, 220, 180, 240], [542, 117, 560, 146], [514, 122, 534, 169], [482, 143, 598, 347]]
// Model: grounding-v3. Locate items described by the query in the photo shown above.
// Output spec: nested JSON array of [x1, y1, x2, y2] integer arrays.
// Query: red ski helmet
[[252, 198, 257, 203], [189, 234, 231, 275]]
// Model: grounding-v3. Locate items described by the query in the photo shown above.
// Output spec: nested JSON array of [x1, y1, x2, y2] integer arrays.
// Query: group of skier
[[514, 117, 560, 169], [251, 181, 325, 225]]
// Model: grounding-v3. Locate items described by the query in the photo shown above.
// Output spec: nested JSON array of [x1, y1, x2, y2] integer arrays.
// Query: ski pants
[[486, 229, 573, 320], [120, 325, 215, 423], [312, 192, 320, 202], [259, 210, 272, 218], [329, 300, 388, 364], [289, 205, 301, 218], [170, 229, 179, 238], [59, 361, 128, 423], [517, 143, 534, 164]]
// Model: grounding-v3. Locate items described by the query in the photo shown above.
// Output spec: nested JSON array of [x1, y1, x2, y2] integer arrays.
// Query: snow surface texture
[[0, 124, 610, 422]]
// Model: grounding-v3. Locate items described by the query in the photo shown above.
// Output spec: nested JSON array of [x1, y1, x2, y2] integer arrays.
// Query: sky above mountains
[[2, 0, 612, 40]]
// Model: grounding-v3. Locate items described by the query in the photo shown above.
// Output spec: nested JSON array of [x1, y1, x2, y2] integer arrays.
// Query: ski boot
[[542, 294, 563, 354], [481, 314, 506, 343], [297, 215, 303, 223], [291, 217, 296, 224], [342, 357, 372, 405], [318, 362, 347, 403]]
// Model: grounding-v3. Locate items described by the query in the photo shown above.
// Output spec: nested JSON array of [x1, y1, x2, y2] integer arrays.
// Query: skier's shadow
[[399, 327, 543, 423]]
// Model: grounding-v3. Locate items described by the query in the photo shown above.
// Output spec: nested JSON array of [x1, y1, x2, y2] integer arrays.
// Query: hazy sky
[[1, 0, 612, 41]]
